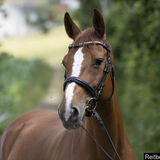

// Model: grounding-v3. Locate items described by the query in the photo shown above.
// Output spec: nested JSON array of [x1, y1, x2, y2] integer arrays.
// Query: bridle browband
[[63, 41, 121, 160]]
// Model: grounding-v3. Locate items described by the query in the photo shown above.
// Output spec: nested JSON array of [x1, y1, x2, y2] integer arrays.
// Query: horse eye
[[94, 59, 103, 66]]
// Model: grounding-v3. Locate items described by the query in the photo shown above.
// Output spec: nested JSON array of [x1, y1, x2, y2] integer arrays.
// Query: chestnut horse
[[0, 9, 136, 160]]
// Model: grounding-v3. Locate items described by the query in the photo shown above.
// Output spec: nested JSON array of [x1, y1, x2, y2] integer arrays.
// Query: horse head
[[58, 9, 114, 129]]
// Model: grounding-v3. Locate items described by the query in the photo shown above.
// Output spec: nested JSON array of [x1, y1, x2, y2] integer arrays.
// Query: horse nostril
[[70, 107, 79, 120], [71, 107, 79, 116]]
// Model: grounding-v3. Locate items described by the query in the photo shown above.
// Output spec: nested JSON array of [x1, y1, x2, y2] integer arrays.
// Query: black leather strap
[[92, 109, 121, 160], [63, 77, 96, 97], [68, 41, 111, 53]]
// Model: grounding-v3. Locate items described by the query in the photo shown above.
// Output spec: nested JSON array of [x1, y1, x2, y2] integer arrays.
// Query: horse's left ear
[[92, 9, 105, 38]]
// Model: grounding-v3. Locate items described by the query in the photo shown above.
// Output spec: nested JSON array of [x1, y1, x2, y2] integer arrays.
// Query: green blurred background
[[0, 0, 159, 159]]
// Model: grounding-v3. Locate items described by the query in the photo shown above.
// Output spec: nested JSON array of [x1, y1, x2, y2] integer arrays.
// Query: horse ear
[[92, 9, 105, 38], [64, 12, 81, 40]]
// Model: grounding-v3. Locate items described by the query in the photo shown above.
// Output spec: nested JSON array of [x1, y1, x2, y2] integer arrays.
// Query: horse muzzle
[[58, 106, 85, 129]]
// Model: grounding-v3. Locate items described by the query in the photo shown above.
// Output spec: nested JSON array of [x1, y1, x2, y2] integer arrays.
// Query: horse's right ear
[[92, 9, 105, 38], [64, 12, 81, 40]]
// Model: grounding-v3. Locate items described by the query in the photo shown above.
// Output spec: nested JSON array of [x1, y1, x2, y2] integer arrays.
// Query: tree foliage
[[105, 0, 160, 158], [76, 0, 160, 159], [25, 5, 56, 33], [0, 53, 53, 135], [74, 0, 102, 29]]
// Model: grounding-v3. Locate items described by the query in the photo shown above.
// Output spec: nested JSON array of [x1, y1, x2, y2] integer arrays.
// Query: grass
[[0, 54, 53, 135], [0, 26, 70, 135], [0, 26, 71, 65]]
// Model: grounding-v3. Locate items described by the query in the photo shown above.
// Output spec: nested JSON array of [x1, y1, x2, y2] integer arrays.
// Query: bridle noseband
[[63, 40, 115, 116]]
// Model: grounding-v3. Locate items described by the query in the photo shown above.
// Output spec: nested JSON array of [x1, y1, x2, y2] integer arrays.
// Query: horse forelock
[[74, 28, 106, 44]]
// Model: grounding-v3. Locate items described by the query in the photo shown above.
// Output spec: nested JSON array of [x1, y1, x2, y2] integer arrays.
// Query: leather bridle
[[63, 41, 115, 116], [62, 41, 121, 160]]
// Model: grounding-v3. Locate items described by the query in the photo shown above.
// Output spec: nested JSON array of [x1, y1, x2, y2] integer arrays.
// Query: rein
[[63, 41, 121, 160]]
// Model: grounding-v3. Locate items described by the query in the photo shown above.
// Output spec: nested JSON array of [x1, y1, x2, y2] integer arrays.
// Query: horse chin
[[62, 116, 85, 130]]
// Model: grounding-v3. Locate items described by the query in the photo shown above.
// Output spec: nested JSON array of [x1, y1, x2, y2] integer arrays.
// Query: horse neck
[[85, 84, 126, 158]]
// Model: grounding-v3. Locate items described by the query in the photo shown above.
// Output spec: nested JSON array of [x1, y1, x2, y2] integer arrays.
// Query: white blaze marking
[[65, 47, 84, 120]]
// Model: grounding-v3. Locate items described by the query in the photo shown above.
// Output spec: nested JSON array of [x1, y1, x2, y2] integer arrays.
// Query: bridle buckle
[[85, 98, 97, 117]]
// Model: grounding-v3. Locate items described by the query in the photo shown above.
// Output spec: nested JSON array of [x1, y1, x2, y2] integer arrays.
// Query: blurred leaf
[[0, 53, 53, 135]]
